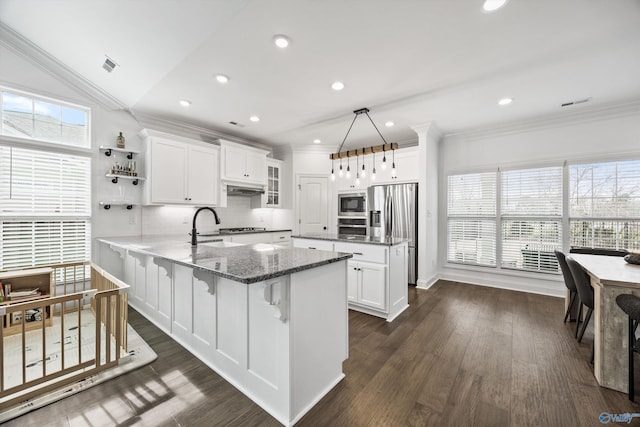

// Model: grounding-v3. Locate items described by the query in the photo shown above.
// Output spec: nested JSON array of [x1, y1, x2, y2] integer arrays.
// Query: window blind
[[570, 160, 640, 250], [447, 172, 497, 266], [0, 146, 91, 270], [501, 167, 562, 272]]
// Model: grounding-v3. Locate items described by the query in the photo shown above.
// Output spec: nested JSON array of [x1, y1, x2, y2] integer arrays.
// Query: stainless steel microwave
[[338, 192, 367, 217]]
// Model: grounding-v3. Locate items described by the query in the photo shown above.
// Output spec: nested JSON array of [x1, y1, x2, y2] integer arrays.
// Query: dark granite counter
[[96, 235, 350, 284], [292, 233, 409, 246]]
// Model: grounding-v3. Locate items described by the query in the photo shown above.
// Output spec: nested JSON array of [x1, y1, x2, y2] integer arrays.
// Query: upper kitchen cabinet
[[140, 129, 219, 206], [220, 140, 269, 186], [252, 158, 283, 208]]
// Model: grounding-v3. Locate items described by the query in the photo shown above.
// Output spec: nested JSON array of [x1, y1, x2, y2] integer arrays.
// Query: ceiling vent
[[561, 97, 591, 107], [102, 56, 118, 73]]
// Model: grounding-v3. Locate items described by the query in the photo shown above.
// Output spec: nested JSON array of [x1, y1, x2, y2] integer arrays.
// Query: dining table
[[569, 253, 640, 392]]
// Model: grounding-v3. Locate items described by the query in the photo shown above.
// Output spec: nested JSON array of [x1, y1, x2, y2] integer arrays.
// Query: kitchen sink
[[200, 241, 245, 248]]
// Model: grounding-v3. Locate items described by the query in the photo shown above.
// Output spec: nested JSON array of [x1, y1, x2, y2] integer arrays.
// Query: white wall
[[438, 108, 640, 296]]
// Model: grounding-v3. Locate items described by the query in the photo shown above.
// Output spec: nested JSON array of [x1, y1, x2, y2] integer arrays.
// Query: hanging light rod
[[329, 143, 398, 160], [329, 107, 397, 160]]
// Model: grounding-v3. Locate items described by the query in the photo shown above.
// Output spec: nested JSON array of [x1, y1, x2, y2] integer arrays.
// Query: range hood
[[227, 185, 265, 197]]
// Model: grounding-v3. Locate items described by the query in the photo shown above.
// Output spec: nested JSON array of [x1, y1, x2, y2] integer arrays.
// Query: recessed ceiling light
[[331, 81, 345, 91], [498, 97, 513, 106], [249, 115, 260, 122], [385, 121, 395, 127], [179, 100, 191, 107], [313, 139, 321, 144], [483, 0, 509, 12], [273, 34, 290, 49], [215, 74, 229, 84]]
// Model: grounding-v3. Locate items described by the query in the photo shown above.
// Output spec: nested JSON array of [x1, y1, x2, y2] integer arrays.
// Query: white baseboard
[[438, 267, 564, 298], [416, 274, 439, 290]]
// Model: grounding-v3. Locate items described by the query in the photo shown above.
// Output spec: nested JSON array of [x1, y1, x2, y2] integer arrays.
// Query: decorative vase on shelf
[[116, 132, 125, 149]]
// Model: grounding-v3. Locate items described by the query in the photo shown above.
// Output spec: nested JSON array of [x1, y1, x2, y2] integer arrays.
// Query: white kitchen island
[[95, 236, 351, 426]]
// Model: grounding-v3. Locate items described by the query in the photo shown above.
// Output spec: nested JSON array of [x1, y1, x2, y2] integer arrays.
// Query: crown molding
[[0, 22, 126, 111], [444, 98, 640, 142], [131, 111, 272, 152]]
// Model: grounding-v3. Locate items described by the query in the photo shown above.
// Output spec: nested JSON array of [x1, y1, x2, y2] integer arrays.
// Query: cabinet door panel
[[245, 151, 267, 183], [224, 146, 247, 181], [151, 139, 187, 203], [358, 262, 386, 310], [188, 146, 218, 205], [347, 261, 358, 302]]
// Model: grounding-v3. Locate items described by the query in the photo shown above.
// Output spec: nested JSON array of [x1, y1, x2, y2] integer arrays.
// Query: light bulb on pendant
[[371, 149, 376, 180], [346, 156, 351, 179], [355, 172, 360, 186], [391, 148, 397, 177], [361, 156, 366, 177], [339, 158, 344, 177], [331, 159, 335, 181]]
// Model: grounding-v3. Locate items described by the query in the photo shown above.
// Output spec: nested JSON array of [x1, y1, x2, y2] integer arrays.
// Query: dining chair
[[566, 257, 595, 363], [616, 293, 640, 401], [554, 250, 578, 323]]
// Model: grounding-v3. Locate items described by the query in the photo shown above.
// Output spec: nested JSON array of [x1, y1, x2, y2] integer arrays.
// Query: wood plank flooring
[[7, 280, 640, 426]]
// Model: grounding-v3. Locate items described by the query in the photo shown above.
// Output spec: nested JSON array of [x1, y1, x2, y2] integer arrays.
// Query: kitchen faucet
[[191, 207, 221, 246]]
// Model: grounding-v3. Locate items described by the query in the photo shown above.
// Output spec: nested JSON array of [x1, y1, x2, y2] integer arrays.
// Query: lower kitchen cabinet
[[293, 237, 408, 321], [347, 260, 386, 310]]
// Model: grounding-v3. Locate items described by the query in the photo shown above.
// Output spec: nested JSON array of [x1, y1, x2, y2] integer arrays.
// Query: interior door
[[298, 175, 328, 234]]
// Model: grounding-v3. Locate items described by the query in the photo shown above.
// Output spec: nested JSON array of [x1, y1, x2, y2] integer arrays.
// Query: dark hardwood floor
[[8, 280, 640, 426]]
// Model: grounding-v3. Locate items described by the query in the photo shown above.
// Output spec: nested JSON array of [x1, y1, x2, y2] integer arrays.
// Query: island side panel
[[289, 259, 348, 422], [388, 243, 409, 321]]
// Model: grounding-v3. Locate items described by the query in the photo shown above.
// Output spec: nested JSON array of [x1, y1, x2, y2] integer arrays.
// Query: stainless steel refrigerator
[[368, 183, 418, 284]]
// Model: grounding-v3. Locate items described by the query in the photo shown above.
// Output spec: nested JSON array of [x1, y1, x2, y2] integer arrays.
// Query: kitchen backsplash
[[141, 197, 276, 236]]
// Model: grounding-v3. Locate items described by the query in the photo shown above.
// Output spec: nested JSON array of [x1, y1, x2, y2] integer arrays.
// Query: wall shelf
[[105, 174, 145, 185], [99, 201, 136, 210], [99, 145, 140, 159]]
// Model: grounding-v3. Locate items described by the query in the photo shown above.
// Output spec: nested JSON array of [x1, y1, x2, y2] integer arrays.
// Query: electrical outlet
[[183, 216, 188, 224], [129, 214, 136, 225]]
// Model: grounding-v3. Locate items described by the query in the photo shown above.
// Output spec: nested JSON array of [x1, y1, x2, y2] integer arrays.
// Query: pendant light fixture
[[346, 156, 351, 179], [381, 146, 387, 170], [391, 147, 397, 177], [339, 158, 343, 177], [331, 159, 335, 181], [329, 108, 397, 181], [371, 148, 377, 181]]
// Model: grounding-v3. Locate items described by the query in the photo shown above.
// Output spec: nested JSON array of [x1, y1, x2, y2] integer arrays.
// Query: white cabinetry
[[347, 260, 386, 310], [140, 129, 219, 205], [293, 237, 408, 321], [220, 140, 268, 186], [293, 238, 335, 251]]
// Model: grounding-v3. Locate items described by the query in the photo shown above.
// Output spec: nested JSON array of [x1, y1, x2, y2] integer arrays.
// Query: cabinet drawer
[[334, 242, 387, 264], [293, 239, 334, 251], [271, 231, 291, 243]]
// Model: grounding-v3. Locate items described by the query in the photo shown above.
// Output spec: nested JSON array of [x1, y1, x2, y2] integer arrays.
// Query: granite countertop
[[97, 235, 350, 284], [292, 233, 409, 246]]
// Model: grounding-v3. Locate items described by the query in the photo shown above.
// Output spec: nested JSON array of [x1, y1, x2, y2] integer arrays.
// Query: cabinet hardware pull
[[309, 247, 316, 249], [353, 252, 364, 255]]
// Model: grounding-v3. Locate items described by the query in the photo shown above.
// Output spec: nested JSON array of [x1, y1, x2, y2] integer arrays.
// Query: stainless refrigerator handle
[[388, 195, 393, 236]]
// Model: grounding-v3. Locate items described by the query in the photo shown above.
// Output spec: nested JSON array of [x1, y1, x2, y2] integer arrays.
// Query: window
[[0, 87, 91, 271], [447, 172, 497, 266], [501, 167, 562, 272], [570, 160, 640, 251], [1, 89, 89, 148]]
